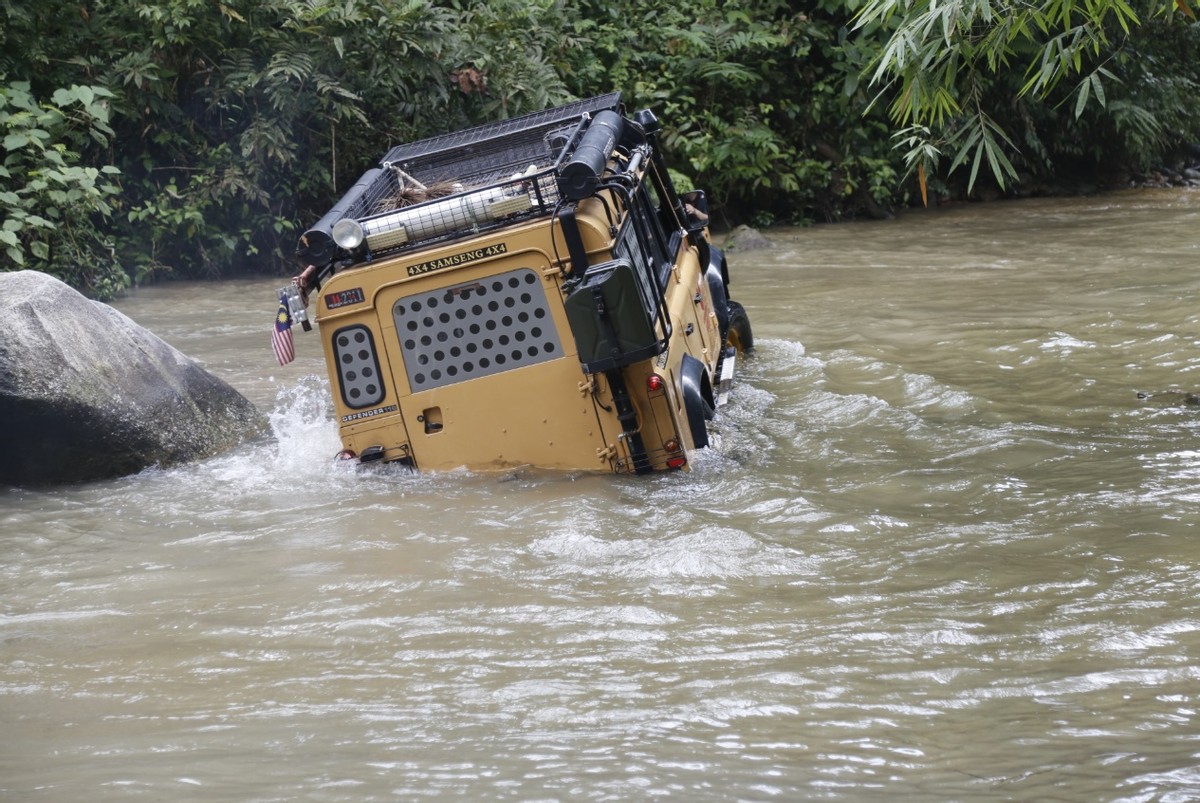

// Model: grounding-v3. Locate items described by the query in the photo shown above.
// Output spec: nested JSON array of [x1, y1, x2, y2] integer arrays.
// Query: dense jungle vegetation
[[2, 0, 1197, 298]]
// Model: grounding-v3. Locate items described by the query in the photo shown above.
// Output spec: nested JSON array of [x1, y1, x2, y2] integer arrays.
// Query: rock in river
[[0, 271, 268, 486], [725, 224, 774, 252]]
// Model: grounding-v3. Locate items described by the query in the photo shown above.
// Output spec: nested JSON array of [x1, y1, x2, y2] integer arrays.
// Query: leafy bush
[[562, 0, 905, 224], [858, 0, 1200, 197], [0, 81, 127, 299], [2, 0, 1197, 299]]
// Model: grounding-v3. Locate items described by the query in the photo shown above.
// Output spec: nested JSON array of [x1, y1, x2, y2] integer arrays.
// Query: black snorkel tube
[[294, 167, 383, 288]]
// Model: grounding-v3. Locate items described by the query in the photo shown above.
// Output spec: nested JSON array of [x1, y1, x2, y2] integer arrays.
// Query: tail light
[[664, 439, 686, 469]]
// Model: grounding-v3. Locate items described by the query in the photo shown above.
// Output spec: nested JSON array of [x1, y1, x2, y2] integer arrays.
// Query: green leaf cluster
[[562, 0, 904, 223], [0, 80, 127, 298], [1, 0, 1197, 297], [858, 0, 1199, 196]]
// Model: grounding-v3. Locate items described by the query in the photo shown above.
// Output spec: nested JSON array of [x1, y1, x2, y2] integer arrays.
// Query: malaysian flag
[[271, 292, 295, 366]]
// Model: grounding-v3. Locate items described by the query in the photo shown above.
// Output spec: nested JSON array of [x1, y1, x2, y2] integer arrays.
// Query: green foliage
[[98, 0, 461, 280], [562, 0, 905, 223], [439, 0, 575, 119], [0, 81, 127, 299], [1, 0, 1198, 300], [858, 0, 1200, 196], [1, 0, 567, 285]]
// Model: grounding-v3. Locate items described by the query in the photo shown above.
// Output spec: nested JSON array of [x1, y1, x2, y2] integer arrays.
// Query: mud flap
[[680, 353, 715, 450], [706, 262, 730, 339]]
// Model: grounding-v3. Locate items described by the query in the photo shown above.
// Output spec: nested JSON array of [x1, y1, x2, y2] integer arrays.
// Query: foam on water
[[7, 190, 1200, 801]]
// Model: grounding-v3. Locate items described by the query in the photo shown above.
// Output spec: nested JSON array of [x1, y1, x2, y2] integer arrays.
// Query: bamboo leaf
[[948, 124, 983, 173], [1111, 0, 1141, 31], [1075, 77, 1091, 118], [968, 140, 984, 192], [1091, 72, 1106, 108]]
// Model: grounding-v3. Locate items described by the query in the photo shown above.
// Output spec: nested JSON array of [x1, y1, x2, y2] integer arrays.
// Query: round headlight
[[332, 218, 365, 250]]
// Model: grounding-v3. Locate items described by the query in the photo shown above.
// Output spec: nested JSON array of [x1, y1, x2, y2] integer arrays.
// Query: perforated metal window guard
[[333, 325, 386, 408], [393, 268, 563, 392]]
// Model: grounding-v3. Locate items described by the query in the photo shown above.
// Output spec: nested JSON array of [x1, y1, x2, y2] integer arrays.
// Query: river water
[[3, 189, 1200, 800]]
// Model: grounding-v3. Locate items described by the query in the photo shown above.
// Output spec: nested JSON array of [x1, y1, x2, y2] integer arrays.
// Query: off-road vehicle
[[287, 92, 752, 474]]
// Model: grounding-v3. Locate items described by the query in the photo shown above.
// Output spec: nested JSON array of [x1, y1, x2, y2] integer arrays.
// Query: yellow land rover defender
[[292, 93, 752, 474]]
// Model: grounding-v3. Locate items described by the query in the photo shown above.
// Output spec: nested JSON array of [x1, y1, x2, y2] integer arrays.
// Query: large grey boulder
[[0, 271, 268, 485], [725, 224, 774, 252]]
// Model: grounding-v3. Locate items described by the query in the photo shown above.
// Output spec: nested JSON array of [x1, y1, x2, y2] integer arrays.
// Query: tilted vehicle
[[285, 92, 751, 474]]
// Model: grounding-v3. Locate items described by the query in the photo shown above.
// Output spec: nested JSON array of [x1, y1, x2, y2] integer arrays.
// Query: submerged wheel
[[725, 299, 754, 354]]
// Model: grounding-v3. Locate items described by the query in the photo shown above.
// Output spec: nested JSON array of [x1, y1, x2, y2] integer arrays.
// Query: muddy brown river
[[3, 189, 1199, 800]]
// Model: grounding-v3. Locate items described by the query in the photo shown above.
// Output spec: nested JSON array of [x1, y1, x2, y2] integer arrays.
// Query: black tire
[[726, 299, 754, 355]]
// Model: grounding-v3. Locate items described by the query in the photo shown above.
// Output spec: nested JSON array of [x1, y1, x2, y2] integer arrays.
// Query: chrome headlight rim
[[332, 218, 366, 250]]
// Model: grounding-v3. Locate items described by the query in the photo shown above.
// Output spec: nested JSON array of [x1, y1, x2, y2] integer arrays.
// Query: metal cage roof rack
[[297, 93, 623, 270], [379, 92, 622, 174]]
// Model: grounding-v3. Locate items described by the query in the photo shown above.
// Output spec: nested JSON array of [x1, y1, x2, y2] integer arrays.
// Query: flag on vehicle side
[[272, 292, 295, 366]]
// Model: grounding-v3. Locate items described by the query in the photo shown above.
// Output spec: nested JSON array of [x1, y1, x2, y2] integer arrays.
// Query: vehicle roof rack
[[297, 93, 625, 266], [380, 92, 622, 178]]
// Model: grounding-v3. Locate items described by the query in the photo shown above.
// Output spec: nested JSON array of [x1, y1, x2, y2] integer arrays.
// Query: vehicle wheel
[[725, 299, 754, 355]]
